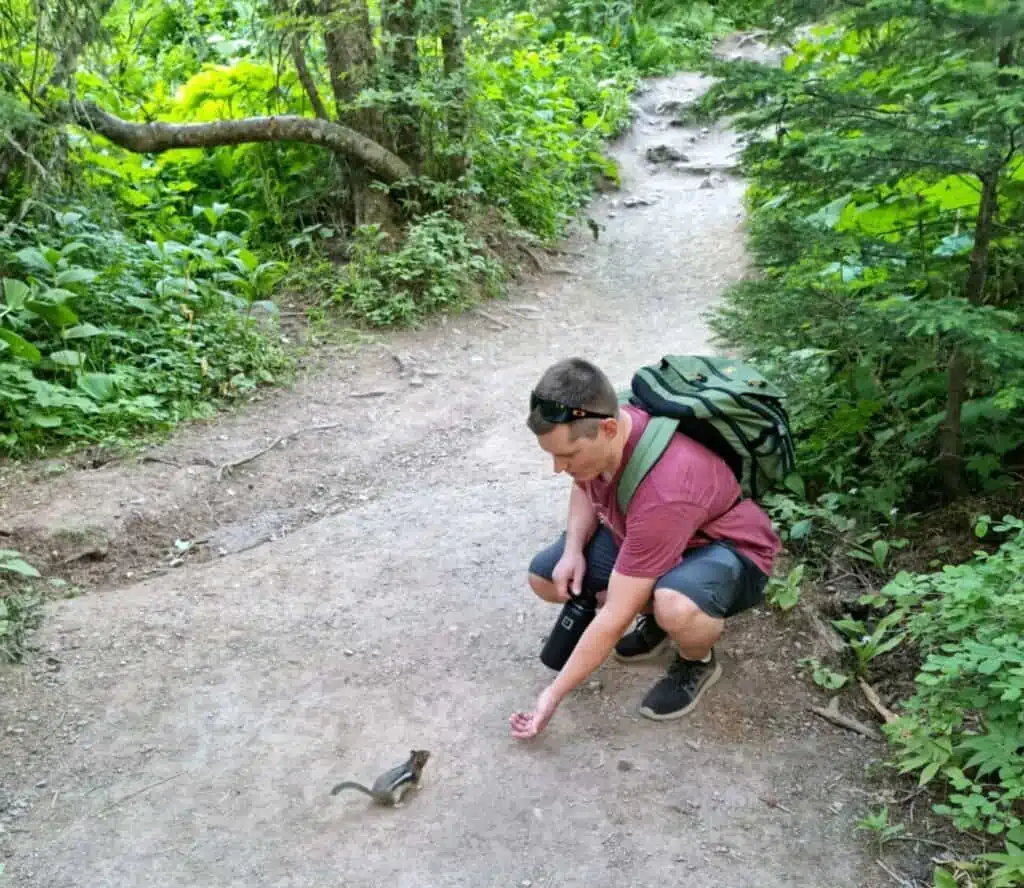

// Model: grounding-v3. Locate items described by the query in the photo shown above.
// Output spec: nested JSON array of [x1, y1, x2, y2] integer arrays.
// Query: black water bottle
[[540, 590, 598, 671]]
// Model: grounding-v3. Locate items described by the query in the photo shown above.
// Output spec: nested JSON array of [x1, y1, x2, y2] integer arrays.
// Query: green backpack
[[616, 354, 796, 513]]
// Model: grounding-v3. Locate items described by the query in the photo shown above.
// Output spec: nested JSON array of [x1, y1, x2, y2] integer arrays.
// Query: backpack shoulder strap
[[616, 415, 678, 514]]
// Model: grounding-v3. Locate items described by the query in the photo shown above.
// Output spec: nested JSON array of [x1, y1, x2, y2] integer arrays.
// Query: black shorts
[[528, 526, 769, 619]]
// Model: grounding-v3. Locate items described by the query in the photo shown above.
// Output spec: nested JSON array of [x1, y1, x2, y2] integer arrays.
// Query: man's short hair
[[527, 357, 619, 440]]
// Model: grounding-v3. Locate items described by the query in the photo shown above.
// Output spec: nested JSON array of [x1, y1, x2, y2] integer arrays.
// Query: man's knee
[[653, 586, 721, 635], [528, 572, 566, 604]]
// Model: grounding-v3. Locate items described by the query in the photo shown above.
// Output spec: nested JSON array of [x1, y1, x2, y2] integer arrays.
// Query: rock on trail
[[0, 43, 893, 888]]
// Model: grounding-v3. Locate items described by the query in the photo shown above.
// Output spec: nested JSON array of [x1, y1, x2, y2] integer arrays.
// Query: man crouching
[[510, 357, 780, 740]]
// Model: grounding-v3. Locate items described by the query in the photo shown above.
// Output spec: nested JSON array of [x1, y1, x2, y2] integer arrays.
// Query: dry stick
[[808, 696, 882, 740], [471, 307, 511, 329], [859, 678, 898, 724], [97, 771, 184, 816], [215, 421, 345, 480], [889, 835, 965, 856], [876, 858, 912, 887]]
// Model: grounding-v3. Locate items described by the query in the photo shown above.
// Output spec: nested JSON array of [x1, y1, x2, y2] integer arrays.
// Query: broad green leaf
[[63, 323, 104, 340], [0, 557, 40, 577], [39, 287, 79, 304], [27, 413, 62, 428], [55, 267, 99, 286], [15, 246, 54, 274], [25, 299, 78, 327], [0, 328, 42, 363], [2, 277, 31, 310], [919, 760, 941, 785], [49, 349, 85, 367], [77, 373, 117, 402], [934, 232, 974, 257]]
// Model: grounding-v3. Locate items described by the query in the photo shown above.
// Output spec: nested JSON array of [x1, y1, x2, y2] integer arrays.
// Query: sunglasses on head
[[530, 391, 614, 423]]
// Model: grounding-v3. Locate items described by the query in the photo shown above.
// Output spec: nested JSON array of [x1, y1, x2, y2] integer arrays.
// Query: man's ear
[[600, 417, 618, 439]]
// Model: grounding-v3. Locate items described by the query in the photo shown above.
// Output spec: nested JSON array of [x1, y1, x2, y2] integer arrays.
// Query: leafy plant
[[327, 211, 504, 327], [465, 12, 635, 239], [699, 1, 1024, 521], [766, 561, 804, 611], [855, 805, 906, 852], [832, 610, 906, 678], [799, 656, 850, 691], [866, 515, 1024, 838]]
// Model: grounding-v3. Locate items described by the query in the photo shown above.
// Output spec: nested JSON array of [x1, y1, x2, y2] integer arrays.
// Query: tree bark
[[291, 36, 329, 120], [319, 0, 398, 226], [440, 0, 468, 180], [381, 0, 421, 166], [938, 168, 999, 497], [69, 101, 413, 182]]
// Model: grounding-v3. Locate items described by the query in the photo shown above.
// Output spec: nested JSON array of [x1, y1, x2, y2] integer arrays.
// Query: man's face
[[536, 420, 616, 483]]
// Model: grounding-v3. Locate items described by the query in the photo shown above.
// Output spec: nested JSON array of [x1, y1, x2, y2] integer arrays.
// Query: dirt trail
[[1, 48, 893, 888]]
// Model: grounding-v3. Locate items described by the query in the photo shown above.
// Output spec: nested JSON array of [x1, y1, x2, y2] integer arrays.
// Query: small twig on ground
[[889, 835, 965, 856], [859, 678, 898, 724], [758, 796, 794, 814], [876, 859, 912, 887], [808, 696, 882, 740], [215, 421, 345, 480], [471, 307, 511, 329], [139, 456, 182, 468], [896, 786, 927, 805], [97, 771, 184, 816], [349, 389, 390, 398]]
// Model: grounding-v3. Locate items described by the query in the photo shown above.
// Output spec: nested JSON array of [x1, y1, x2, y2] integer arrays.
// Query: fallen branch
[[69, 101, 412, 183], [215, 421, 345, 480], [98, 771, 184, 816], [876, 858, 912, 887], [808, 696, 882, 740], [859, 678, 898, 724], [889, 835, 965, 856], [471, 307, 510, 329]]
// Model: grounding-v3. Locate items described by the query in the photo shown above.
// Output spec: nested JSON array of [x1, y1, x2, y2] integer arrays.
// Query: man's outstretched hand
[[510, 686, 561, 740]]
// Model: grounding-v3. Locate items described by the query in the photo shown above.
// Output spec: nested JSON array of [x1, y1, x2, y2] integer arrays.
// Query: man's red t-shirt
[[577, 404, 781, 579]]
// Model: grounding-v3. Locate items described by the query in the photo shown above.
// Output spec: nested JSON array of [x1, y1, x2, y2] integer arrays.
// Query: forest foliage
[[0, 0, 740, 455], [698, 3, 1023, 885]]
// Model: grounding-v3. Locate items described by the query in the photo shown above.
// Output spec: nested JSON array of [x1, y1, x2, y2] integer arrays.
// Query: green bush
[[328, 211, 504, 327], [465, 12, 636, 239], [0, 205, 290, 455], [863, 515, 1024, 841]]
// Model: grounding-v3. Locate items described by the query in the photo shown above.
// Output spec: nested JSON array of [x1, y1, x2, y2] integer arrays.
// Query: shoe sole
[[612, 636, 669, 663], [638, 660, 723, 721]]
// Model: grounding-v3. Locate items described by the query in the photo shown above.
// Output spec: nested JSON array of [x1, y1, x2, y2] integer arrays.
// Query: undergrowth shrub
[[465, 12, 636, 239], [0, 204, 290, 456], [327, 211, 504, 327], [862, 515, 1024, 843]]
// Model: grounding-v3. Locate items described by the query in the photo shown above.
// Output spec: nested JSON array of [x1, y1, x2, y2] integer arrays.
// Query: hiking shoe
[[614, 614, 669, 662], [639, 650, 722, 721]]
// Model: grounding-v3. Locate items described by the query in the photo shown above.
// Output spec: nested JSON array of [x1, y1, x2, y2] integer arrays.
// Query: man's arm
[[547, 570, 655, 700], [564, 483, 598, 554]]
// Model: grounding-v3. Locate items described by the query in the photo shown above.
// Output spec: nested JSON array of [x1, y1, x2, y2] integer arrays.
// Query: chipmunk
[[330, 749, 431, 807]]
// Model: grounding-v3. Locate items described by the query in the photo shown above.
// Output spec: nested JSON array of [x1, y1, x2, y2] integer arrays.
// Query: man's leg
[[628, 542, 768, 721], [527, 525, 619, 604]]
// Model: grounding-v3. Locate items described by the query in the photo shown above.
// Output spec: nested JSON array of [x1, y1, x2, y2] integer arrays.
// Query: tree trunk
[[440, 0, 468, 181], [69, 101, 413, 182], [938, 168, 999, 496], [291, 36, 329, 120], [381, 0, 421, 167], [320, 0, 398, 226]]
